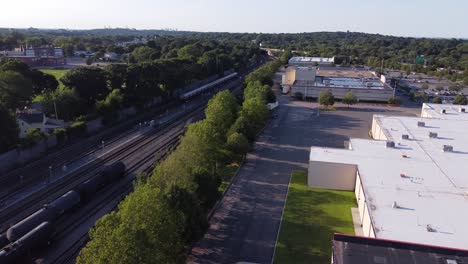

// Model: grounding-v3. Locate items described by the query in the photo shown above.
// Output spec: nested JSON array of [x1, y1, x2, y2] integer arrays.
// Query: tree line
[[0, 38, 263, 153], [76, 60, 280, 263]]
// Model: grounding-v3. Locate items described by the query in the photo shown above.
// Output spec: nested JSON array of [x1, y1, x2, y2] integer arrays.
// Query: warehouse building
[[288, 56, 335, 67], [332, 233, 468, 264], [284, 67, 394, 102], [309, 103, 468, 249]]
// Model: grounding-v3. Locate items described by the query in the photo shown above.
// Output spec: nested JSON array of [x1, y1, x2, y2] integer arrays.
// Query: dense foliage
[[77, 61, 279, 263]]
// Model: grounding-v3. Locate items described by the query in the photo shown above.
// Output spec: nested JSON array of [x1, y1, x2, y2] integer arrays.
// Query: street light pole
[[48, 166, 52, 184]]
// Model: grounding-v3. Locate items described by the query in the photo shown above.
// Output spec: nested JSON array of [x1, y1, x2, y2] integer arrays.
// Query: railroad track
[[46, 131, 183, 264], [1, 76, 244, 264], [0, 104, 202, 234]]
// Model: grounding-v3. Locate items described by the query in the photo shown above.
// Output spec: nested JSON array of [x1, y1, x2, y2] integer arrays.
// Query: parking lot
[[189, 93, 419, 263]]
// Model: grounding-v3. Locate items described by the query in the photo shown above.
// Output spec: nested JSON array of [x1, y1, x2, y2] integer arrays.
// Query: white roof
[[289, 56, 334, 63], [422, 103, 468, 121], [310, 112, 468, 249]]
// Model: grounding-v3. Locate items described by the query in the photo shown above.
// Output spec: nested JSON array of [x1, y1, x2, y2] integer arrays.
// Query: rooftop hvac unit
[[402, 134, 409, 140], [459, 107, 466, 113], [426, 224, 437, 233], [429, 132, 438, 138], [386, 141, 395, 148], [440, 109, 446, 114], [443, 145, 453, 152], [417, 121, 425, 127]]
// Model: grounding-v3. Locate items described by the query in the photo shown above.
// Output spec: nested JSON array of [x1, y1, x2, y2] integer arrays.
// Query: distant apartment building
[[0, 46, 66, 67]]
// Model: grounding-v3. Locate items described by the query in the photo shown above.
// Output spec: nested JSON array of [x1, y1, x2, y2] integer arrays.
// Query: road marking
[[270, 170, 293, 264]]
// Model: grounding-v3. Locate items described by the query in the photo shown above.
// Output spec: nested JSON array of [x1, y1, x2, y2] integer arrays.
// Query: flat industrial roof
[[317, 69, 375, 78], [332, 233, 468, 264], [310, 111, 468, 249], [422, 103, 468, 121], [289, 56, 334, 63]]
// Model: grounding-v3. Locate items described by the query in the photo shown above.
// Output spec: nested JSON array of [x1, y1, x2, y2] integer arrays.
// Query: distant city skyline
[[1, 0, 467, 38]]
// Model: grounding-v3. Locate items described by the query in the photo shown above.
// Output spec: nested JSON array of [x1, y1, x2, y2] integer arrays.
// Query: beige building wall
[[308, 161, 357, 191], [354, 171, 376, 238], [371, 116, 388, 140], [291, 85, 393, 102]]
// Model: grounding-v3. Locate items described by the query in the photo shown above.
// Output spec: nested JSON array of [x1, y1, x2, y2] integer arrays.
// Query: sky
[[1, 0, 467, 38]]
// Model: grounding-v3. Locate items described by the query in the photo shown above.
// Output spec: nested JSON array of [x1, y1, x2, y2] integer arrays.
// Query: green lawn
[[274, 170, 356, 264], [39, 69, 68, 88]]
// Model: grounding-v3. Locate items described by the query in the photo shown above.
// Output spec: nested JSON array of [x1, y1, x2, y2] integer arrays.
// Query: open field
[[274, 170, 356, 264], [39, 69, 68, 88]]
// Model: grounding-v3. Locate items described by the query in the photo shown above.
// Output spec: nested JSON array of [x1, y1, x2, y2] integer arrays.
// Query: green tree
[[226, 132, 250, 156], [319, 90, 335, 107], [105, 64, 128, 89], [453, 94, 468, 105], [280, 49, 292, 64], [130, 46, 160, 63], [39, 87, 84, 121], [463, 76, 468, 86], [205, 90, 239, 142], [77, 185, 187, 264], [421, 83, 429, 90], [342, 91, 358, 107], [432, 96, 442, 104], [388, 96, 401, 105], [96, 89, 124, 125], [0, 104, 19, 153], [61, 67, 108, 106], [0, 71, 33, 109]]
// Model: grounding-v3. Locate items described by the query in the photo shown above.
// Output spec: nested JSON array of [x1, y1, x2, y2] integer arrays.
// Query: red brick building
[[0, 46, 66, 67]]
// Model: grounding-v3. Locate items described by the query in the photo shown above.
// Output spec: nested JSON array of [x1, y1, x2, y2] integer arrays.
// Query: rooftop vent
[[400, 173, 410, 178], [429, 132, 438, 138], [392, 201, 400, 209], [443, 145, 453, 152], [402, 134, 409, 140], [417, 121, 425, 127], [459, 107, 466, 113], [440, 109, 446, 114], [426, 224, 437, 232], [386, 141, 395, 148]]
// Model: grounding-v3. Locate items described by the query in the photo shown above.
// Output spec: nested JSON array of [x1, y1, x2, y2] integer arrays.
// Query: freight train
[[0, 161, 126, 263]]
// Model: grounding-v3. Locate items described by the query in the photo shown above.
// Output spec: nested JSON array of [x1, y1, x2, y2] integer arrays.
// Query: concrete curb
[[270, 170, 293, 264]]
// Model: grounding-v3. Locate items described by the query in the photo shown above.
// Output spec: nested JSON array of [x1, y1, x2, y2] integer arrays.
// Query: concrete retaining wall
[[0, 135, 57, 175]]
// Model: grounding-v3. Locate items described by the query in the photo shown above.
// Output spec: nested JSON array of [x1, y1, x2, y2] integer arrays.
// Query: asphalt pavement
[[188, 95, 418, 264]]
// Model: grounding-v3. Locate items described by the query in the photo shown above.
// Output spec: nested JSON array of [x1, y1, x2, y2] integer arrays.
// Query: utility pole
[[53, 101, 59, 120]]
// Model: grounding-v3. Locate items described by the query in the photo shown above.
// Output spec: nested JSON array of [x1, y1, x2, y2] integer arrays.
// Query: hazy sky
[[1, 0, 467, 38]]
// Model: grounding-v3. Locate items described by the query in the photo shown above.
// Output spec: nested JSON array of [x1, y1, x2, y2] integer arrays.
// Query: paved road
[[189, 94, 313, 263], [189, 95, 418, 264]]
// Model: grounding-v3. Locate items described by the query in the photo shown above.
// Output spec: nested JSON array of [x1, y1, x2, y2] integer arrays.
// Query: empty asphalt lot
[[188, 96, 418, 264]]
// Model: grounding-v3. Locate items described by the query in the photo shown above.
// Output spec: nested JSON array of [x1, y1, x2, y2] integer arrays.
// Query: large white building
[[283, 67, 394, 102], [309, 103, 468, 249]]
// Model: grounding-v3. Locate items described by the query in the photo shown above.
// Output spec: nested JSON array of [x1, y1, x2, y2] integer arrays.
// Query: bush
[[20, 128, 47, 148], [319, 90, 335, 107], [53, 128, 67, 144], [453, 94, 468, 105], [294, 92, 304, 100], [432, 97, 442, 104], [388, 96, 401, 105], [66, 120, 87, 139]]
